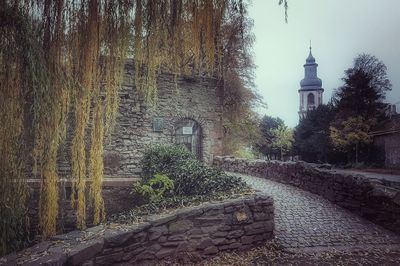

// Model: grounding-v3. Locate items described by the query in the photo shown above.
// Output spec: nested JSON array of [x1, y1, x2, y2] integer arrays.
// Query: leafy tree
[[330, 116, 374, 164], [221, 2, 263, 155], [293, 104, 337, 163], [330, 54, 392, 164], [271, 125, 294, 161], [333, 54, 392, 120], [256, 115, 284, 159], [222, 1, 289, 155]]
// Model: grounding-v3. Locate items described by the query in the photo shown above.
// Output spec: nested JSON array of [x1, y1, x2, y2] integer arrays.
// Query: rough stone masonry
[[58, 59, 225, 178], [214, 156, 400, 235], [1, 193, 274, 266]]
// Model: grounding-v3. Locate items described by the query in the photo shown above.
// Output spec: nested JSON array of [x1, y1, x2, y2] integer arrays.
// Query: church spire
[[298, 45, 324, 120]]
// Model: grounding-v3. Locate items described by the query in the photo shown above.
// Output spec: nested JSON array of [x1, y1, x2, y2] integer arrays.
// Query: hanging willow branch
[[279, 0, 289, 22], [0, 0, 252, 239], [0, 3, 33, 255], [1, 1, 289, 247], [34, 0, 71, 239]]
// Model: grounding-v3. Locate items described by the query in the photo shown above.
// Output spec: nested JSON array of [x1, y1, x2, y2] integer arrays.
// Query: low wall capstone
[[2, 192, 274, 265], [213, 156, 400, 234]]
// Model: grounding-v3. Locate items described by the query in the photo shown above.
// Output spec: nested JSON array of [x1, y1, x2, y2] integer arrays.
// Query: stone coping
[[26, 177, 141, 188], [1, 192, 274, 266]]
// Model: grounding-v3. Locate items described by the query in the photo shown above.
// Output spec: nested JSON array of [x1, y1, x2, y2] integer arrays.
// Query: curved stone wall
[[2, 193, 274, 265], [213, 156, 400, 234]]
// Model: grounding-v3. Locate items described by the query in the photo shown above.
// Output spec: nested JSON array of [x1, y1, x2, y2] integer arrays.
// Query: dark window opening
[[307, 93, 315, 106]]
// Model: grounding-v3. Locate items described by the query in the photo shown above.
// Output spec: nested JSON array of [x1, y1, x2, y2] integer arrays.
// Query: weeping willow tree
[[1, 0, 288, 254], [0, 0, 133, 238], [219, 1, 261, 155], [132, 0, 227, 104], [0, 2, 43, 255], [222, 0, 289, 155], [33, 0, 72, 239]]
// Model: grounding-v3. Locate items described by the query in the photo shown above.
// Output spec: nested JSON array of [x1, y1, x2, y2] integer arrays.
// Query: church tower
[[298, 45, 324, 119]]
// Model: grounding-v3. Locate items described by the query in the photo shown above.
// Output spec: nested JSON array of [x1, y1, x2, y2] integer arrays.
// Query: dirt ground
[[161, 241, 400, 266]]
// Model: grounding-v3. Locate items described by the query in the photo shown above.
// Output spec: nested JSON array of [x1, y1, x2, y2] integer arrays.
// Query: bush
[[135, 174, 174, 203], [168, 159, 245, 196], [141, 144, 248, 196], [141, 144, 194, 182]]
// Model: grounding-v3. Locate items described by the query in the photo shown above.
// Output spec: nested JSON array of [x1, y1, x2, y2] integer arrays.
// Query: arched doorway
[[174, 118, 202, 160]]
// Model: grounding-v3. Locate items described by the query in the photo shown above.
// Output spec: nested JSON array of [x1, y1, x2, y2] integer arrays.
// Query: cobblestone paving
[[229, 172, 400, 252]]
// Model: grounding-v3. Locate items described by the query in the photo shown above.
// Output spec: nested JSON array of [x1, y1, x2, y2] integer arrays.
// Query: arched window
[[174, 118, 202, 160], [307, 93, 315, 106]]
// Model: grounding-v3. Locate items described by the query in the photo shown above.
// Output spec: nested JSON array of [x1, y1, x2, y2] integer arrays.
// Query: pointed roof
[[306, 45, 315, 64], [300, 44, 322, 89]]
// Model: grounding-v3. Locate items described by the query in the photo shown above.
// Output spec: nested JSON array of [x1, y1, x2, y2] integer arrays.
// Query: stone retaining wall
[[213, 156, 400, 234], [26, 178, 141, 237], [2, 193, 274, 265]]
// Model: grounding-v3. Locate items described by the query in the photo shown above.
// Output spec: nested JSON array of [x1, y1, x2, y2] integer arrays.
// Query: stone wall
[[3, 193, 274, 266], [213, 156, 400, 234], [26, 178, 141, 237], [57, 60, 224, 178]]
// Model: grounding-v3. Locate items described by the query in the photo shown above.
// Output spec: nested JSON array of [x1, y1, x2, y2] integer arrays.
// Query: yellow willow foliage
[[38, 0, 132, 230], [133, 0, 228, 103], [71, 99, 90, 230], [37, 145, 60, 239], [0, 60, 27, 256], [89, 98, 105, 225], [1, 3, 35, 254], [35, 74, 70, 239], [33, 0, 71, 239], [69, 0, 102, 229], [87, 2, 131, 226], [102, 1, 131, 139], [3, 0, 249, 240]]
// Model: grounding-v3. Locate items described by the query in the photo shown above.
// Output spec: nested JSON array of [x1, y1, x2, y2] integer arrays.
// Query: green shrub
[[167, 159, 246, 195], [141, 144, 248, 196], [141, 144, 194, 182], [135, 174, 174, 203]]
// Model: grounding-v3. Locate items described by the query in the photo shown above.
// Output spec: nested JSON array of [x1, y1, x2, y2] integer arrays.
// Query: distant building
[[298, 46, 324, 119], [371, 105, 400, 169]]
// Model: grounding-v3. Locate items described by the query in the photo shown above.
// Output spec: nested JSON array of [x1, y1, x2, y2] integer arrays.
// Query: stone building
[[103, 60, 224, 177], [371, 111, 400, 169], [298, 46, 324, 119], [58, 59, 224, 178]]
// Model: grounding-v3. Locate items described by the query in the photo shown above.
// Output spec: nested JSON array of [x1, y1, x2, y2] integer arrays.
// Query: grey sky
[[249, 0, 400, 127]]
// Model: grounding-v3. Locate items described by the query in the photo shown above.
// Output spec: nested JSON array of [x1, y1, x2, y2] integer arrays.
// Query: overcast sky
[[249, 0, 400, 127]]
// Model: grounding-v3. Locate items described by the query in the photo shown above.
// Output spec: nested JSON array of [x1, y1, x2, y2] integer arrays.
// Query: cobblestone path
[[229, 172, 400, 253]]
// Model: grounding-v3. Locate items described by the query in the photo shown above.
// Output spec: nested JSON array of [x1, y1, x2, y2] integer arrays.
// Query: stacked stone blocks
[[2, 193, 274, 265], [213, 156, 400, 235]]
